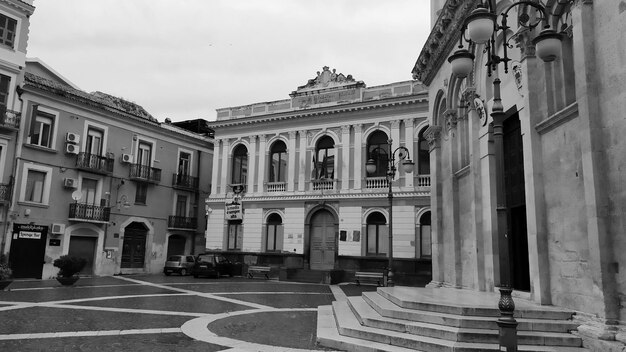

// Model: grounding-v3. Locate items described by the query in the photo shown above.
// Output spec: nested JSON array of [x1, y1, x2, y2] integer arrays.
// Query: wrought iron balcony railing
[[0, 109, 20, 130], [172, 173, 198, 190], [69, 203, 111, 222], [0, 183, 11, 202], [129, 164, 161, 183], [168, 215, 197, 229], [76, 153, 114, 174]]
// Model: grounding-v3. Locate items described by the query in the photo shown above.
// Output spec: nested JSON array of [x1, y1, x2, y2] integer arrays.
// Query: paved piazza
[[0, 275, 376, 351]]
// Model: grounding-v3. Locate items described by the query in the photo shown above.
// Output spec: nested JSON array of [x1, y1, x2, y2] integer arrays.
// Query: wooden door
[[309, 209, 337, 270]]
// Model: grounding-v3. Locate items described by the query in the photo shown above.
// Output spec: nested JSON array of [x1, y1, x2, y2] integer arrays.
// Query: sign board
[[225, 202, 243, 220], [14, 223, 46, 240]]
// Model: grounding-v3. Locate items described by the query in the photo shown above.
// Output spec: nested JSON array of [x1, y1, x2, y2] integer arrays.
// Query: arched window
[[366, 131, 389, 177], [417, 127, 430, 174], [419, 211, 432, 258], [269, 140, 287, 183], [314, 136, 335, 179], [265, 213, 283, 252], [231, 145, 248, 185], [366, 212, 388, 256]]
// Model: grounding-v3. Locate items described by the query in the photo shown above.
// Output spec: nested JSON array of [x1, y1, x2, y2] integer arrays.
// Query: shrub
[[0, 263, 11, 281], [53, 255, 86, 277]]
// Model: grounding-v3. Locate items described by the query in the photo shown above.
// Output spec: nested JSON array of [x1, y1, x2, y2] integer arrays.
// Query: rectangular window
[[227, 222, 242, 250], [178, 152, 190, 176], [420, 225, 432, 257], [30, 110, 55, 148], [367, 224, 388, 255], [0, 74, 10, 115], [175, 194, 187, 217], [81, 178, 98, 204], [0, 14, 17, 49], [25, 170, 46, 203], [86, 128, 103, 156], [135, 183, 147, 204]]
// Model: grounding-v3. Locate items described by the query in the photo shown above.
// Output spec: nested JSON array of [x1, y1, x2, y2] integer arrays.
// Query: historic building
[[2, 58, 213, 278], [0, 0, 34, 260], [205, 67, 431, 284], [413, 0, 626, 349]]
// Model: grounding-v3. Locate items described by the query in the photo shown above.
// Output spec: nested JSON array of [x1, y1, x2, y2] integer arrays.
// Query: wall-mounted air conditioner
[[65, 132, 80, 144], [65, 143, 79, 154], [51, 223, 66, 235], [121, 154, 133, 163], [63, 177, 77, 188]]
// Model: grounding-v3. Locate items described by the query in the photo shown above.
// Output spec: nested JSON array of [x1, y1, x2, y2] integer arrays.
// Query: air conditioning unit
[[63, 177, 77, 188], [121, 153, 133, 163], [65, 132, 80, 144], [51, 223, 65, 235], [65, 143, 79, 154]]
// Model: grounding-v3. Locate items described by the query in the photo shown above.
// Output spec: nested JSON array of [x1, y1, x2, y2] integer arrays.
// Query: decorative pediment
[[293, 66, 362, 93]]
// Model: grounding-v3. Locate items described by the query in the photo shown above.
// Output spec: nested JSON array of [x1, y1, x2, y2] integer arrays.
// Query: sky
[[26, 0, 431, 122]]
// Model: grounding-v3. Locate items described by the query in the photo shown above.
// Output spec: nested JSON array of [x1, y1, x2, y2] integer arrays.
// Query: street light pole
[[446, 1, 563, 351]]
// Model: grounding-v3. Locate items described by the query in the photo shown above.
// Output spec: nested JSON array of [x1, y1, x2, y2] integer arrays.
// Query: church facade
[[205, 67, 431, 283]]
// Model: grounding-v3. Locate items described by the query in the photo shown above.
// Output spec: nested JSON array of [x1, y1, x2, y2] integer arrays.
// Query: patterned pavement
[[0, 275, 375, 351]]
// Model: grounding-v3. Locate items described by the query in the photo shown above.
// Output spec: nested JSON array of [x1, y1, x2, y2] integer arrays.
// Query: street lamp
[[366, 139, 414, 287], [447, 1, 563, 351]]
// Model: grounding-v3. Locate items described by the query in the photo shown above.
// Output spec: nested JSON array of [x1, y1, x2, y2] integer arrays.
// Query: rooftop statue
[[297, 66, 356, 91]]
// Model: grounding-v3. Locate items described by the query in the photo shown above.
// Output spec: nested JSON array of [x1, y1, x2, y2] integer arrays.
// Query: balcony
[[129, 164, 161, 183], [172, 173, 198, 190], [168, 215, 197, 230], [365, 176, 389, 189], [266, 181, 286, 192], [0, 183, 11, 203], [311, 179, 335, 191], [416, 175, 431, 188], [76, 153, 114, 174], [69, 203, 111, 223], [0, 109, 20, 130]]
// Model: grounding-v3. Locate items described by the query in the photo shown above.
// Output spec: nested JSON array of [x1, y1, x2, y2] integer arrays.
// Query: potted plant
[[53, 255, 86, 286], [0, 258, 12, 291]]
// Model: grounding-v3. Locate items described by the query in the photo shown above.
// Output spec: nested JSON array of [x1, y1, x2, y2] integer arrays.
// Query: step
[[330, 300, 587, 352], [316, 305, 421, 352], [378, 287, 575, 320], [349, 297, 582, 347], [363, 291, 580, 333]]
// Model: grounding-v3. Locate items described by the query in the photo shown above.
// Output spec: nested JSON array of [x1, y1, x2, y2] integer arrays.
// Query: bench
[[355, 271, 387, 287], [247, 265, 271, 279]]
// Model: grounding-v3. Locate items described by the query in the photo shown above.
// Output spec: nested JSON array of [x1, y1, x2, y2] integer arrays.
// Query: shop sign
[[13, 223, 46, 240], [225, 202, 243, 220]]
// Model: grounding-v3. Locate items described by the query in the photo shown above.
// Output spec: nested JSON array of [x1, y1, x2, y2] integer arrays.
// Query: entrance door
[[8, 224, 47, 278], [309, 209, 337, 270], [503, 114, 530, 291], [167, 235, 186, 257], [121, 223, 147, 269], [68, 236, 97, 275]]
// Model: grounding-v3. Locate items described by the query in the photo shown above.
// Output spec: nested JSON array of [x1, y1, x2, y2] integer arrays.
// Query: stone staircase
[[317, 286, 589, 352]]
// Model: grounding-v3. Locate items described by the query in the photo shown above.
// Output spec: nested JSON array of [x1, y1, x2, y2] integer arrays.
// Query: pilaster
[[210, 139, 220, 195], [220, 138, 231, 195], [287, 131, 297, 192], [404, 119, 415, 187], [298, 130, 307, 191], [257, 135, 267, 192], [341, 125, 351, 190], [248, 136, 257, 194], [354, 124, 363, 189]]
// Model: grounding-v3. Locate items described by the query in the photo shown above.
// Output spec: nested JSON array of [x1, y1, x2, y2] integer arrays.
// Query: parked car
[[192, 253, 242, 278], [163, 255, 195, 276]]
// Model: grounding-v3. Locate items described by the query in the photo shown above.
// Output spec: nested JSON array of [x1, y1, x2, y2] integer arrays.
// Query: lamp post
[[446, 1, 563, 351], [366, 139, 414, 287]]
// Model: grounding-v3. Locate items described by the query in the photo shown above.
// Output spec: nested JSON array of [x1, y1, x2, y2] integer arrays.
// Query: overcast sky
[[26, 0, 431, 122]]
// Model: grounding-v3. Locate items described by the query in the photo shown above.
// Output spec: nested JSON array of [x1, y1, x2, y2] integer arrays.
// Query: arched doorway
[[309, 209, 337, 270], [121, 222, 148, 269], [166, 234, 186, 257]]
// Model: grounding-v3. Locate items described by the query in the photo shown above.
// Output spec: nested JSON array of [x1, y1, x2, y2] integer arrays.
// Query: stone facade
[[413, 0, 626, 349]]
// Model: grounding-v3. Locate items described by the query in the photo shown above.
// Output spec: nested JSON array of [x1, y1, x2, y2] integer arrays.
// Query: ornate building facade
[[205, 67, 431, 283], [414, 0, 625, 349]]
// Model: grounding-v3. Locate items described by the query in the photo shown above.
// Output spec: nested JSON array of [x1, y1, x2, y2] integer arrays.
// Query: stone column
[[247, 136, 257, 194], [353, 124, 363, 189], [341, 125, 351, 190], [404, 118, 415, 187], [220, 138, 231, 195], [257, 135, 267, 192], [288, 131, 297, 192], [298, 130, 307, 191], [424, 126, 443, 287], [390, 120, 401, 187], [211, 139, 220, 195]]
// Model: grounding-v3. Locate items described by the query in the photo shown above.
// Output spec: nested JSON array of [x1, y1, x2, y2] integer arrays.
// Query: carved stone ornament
[[473, 98, 488, 127], [444, 109, 458, 131], [296, 66, 357, 91], [424, 125, 443, 150]]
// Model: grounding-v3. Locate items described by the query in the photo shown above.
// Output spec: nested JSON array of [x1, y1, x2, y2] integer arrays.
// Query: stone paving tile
[[339, 283, 379, 297], [207, 310, 332, 350], [0, 332, 228, 351], [218, 293, 334, 309], [174, 280, 332, 294], [8, 276, 137, 289], [72, 294, 253, 314], [0, 283, 175, 302], [0, 306, 193, 334]]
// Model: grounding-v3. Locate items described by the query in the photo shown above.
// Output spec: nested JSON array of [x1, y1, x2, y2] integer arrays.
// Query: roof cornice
[[1, 0, 35, 15], [411, 0, 480, 85], [207, 93, 428, 129]]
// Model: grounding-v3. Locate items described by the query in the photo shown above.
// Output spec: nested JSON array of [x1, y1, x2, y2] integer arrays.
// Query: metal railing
[[172, 173, 198, 189], [168, 215, 197, 229], [69, 203, 111, 222], [76, 153, 114, 174], [130, 164, 161, 183]]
